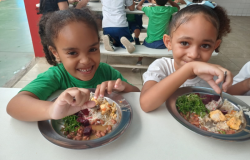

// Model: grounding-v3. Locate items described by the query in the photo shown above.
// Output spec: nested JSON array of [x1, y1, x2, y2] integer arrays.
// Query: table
[[1, 88, 250, 160]]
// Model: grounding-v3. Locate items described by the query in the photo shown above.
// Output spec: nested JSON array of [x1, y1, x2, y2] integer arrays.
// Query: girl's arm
[[7, 88, 95, 121], [140, 62, 232, 112], [227, 78, 250, 95], [58, 1, 69, 10], [7, 91, 52, 121]]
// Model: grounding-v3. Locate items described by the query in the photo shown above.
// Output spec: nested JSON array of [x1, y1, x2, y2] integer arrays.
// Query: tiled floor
[[11, 13, 250, 90], [0, 0, 34, 87]]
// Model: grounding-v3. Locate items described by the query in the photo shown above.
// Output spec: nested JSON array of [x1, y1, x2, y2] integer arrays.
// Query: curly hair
[[155, 0, 169, 6], [38, 8, 100, 66], [168, 5, 231, 52]]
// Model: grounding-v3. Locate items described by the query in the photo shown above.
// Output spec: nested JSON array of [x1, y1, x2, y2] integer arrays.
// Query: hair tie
[[184, 0, 217, 9]]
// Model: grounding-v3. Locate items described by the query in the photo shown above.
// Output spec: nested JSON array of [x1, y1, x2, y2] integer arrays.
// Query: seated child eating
[[102, 0, 136, 53], [7, 8, 139, 121], [137, 0, 179, 49], [134, 0, 179, 72], [140, 2, 233, 112], [227, 62, 250, 95]]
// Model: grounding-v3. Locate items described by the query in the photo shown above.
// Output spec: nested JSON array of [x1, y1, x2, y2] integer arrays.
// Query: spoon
[[216, 71, 227, 109]]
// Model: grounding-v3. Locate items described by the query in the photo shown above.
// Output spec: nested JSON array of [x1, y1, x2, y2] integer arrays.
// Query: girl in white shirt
[[227, 62, 250, 95], [140, 2, 233, 112]]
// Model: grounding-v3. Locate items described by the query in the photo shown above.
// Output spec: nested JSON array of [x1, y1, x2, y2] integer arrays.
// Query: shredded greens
[[218, 130, 226, 134], [176, 94, 210, 118], [62, 115, 80, 133]]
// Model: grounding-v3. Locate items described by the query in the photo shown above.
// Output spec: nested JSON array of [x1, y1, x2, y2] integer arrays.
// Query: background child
[[140, 3, 232, 112], [7, 8, 139, 121], [102, 0, 136, 53], [227, 62, 250, 95], [134, 0, 179, 72], [126, 13, 144, 72], [137, 0, 179, 49], [38, 0, 88, 14], [126, 14, 142, 45]]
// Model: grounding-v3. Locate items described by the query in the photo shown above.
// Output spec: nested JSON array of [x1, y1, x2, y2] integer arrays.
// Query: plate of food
[[166, 87, 250, 141], [38, 89, 132, 149]]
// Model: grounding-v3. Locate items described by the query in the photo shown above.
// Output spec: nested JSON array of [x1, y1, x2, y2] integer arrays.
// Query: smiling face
[[49, 21, 100, 81], [164, 13, 221, 71]]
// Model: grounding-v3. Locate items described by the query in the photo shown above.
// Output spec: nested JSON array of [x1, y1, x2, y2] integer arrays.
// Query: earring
[[55, 56, 61, 62]]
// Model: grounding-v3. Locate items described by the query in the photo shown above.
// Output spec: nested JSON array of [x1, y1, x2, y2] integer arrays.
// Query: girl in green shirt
[[7, 8, 139, 121]]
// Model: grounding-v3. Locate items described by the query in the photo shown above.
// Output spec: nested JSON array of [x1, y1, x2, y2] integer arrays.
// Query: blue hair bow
[[184, 0, 217, 9]]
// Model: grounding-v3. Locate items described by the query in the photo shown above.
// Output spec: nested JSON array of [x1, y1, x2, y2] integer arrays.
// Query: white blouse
[[143, 57, 212, 88]]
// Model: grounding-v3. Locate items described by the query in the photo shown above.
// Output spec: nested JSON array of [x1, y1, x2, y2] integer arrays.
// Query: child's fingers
[[60, 92, 75, 105], [107, 81, 115, 94], [76, 88, 90, 107], [222, 71, 233, 92], [114, 78, 125, 91], [114, 78, 121, 88], [213, 69, 224, 85], [94, 85, 101, 99], [99, 82, 108, 97], [81, 101, 96, 110], [213, 66, 233, 92], [62, 88, 89, 107], [207, 80, 221, 94]]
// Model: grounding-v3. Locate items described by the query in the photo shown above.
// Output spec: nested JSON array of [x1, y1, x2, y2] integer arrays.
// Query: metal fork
[[216, 71, 227, 109]]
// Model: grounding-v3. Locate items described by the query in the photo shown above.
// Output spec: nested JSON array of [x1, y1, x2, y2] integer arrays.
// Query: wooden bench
[[100, 43, 218, 69]]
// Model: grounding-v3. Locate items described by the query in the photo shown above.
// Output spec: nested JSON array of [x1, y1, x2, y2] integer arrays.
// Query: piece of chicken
[[227, 117, 241, 130], [209, 110, 226, 122]]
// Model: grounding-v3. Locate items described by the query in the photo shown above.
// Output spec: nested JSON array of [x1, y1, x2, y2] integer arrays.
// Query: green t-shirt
[[20, 63, 129, 100], [126, 14, 136, 22], [142, 6, 178, 43]]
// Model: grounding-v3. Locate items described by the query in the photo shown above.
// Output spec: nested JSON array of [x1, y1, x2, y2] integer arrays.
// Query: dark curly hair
[[156, 0, 169, 6], [168, 5, 231, 52], [38, 8, 100, 66]]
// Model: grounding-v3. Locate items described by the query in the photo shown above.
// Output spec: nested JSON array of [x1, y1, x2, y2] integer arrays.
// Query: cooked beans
[[111, 119, 117, 124], [100, 131, 105, 137]]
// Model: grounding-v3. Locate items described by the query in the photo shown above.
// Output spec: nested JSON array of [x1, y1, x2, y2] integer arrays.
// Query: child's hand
[[49, 88, 96, 120], [191, 62, 233, 94], [75, 0, 89, 8], [174, 0, 185, 4], [68, 0, 79, 4], [149, 0, 156, 4], [94, 78, 126, 98]]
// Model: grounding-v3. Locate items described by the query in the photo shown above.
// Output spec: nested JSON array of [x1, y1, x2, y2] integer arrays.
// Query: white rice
[[87, 92, 117, 126]]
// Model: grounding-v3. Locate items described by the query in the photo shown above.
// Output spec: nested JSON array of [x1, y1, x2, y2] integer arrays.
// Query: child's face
[[164, 13, 221, 71], [50, 22, 100, 81]]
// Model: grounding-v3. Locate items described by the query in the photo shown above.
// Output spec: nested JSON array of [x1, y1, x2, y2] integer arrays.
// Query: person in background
[[227, 62, 250, 95], [102, 0, 136, 53], [126, 14, 141, 46], [134, 0, 179, 72], [126, 13, 143, 72], [38, 0, 88, 15]]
